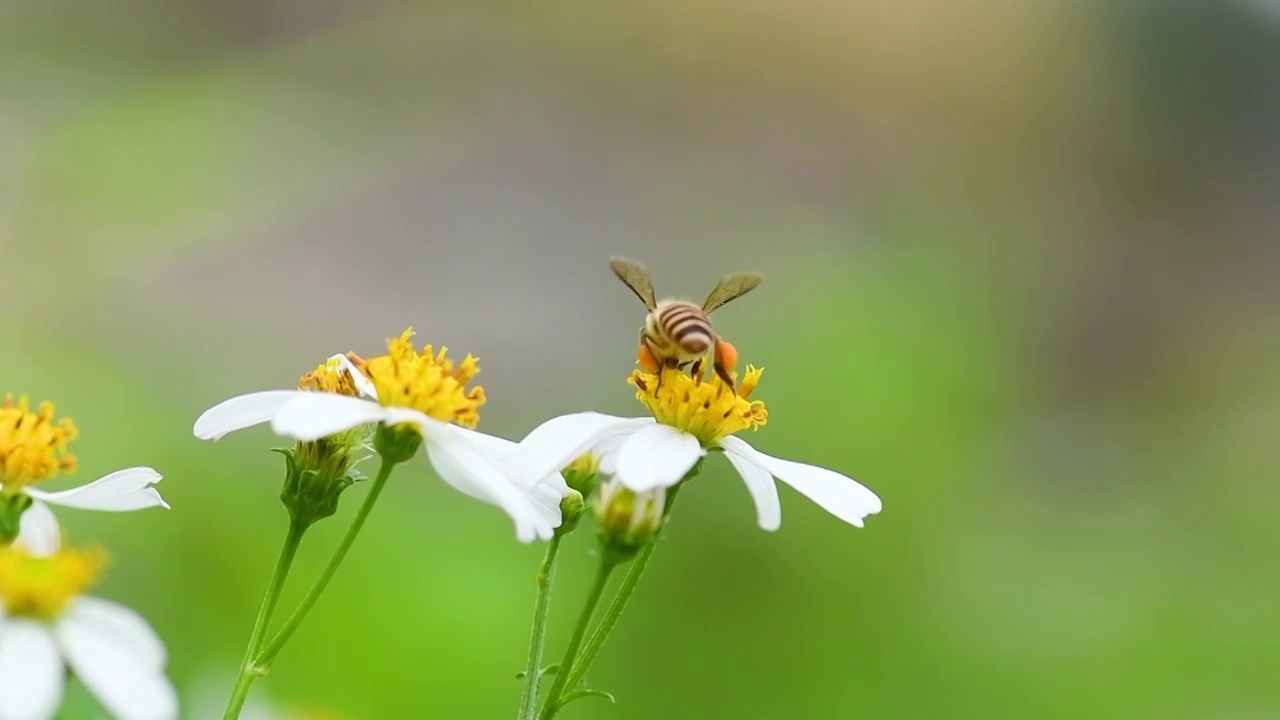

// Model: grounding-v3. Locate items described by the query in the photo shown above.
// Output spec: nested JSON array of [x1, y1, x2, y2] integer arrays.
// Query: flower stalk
[[222, 453, 400, 720], [517, 535, 563, 720], [222, 515, 309, 720], [562, 474, 689, 696], [252, 454, 398, 668], [537, 556, 619, 720]]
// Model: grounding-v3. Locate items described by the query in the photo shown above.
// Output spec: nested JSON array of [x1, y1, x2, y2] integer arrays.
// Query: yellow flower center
[[0, 545, 104, 620], [629, 365, 768, 446], [350, 328, 486, 428], [297, 356, 363, 396], [0, 395, 78, 491]]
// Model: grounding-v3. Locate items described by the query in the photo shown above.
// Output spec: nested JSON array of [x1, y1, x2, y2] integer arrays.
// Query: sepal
[[276, 443, 360, 527], [0, 491, 33, 544]]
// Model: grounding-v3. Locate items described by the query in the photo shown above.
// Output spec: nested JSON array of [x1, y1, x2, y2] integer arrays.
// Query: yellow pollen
[[0, 545, 104, 620], [0, 395, 78, 491], [350, 328, 486, 428], [298, 357, 361, 396], [629, 365, 768, 446]]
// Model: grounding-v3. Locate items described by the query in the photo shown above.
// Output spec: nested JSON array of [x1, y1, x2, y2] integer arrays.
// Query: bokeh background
[[4, 1, 1279, 718]]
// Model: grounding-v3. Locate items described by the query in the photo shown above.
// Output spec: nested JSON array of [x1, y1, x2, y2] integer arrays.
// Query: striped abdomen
[[647, 300, 715, 363]]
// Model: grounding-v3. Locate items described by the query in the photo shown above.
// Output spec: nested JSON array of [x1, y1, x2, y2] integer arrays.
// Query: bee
[[608, 255, 763, 391]]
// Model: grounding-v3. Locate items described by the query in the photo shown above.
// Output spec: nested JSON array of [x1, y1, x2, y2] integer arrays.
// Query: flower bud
[[593, 479, 664, 562], [277, 432, 363, 527], [555, 488, 586, 538], [561, 453, 601, 498]]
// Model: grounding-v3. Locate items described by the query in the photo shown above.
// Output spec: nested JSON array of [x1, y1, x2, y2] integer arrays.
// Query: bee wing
[[609, 256, 659, 311], [702, 272, 763, 314]]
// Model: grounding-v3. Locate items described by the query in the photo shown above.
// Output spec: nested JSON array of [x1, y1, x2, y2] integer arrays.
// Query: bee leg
[[689, 358, 704, 386], [655, 358, 676, 392], [713, 361, 737, 394], [712, 339, 740, 395]]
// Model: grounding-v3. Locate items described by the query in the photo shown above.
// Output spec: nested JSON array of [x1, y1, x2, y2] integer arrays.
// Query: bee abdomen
[[659, 303, 714, 354]]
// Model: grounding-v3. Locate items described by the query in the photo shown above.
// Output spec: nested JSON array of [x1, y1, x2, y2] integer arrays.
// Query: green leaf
[[560, 688, 617, 706], [514, 664, 560, 681]]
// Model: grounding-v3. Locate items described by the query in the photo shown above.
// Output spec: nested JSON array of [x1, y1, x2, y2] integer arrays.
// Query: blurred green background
[[3, 1, 1279, 718]]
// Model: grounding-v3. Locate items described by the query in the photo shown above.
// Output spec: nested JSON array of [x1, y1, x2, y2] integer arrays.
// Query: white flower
[[193, 343, 566, 543], [5, 467, 169, 557], [0, 547, 178, 720], [510, 366, 882, 532], [0, 395, 168, 557]]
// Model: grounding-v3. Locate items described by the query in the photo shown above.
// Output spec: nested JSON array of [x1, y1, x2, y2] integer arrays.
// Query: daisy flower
[[192, 330, 565, 542], [512, 364, 882, 532], [0, 395, 168, 557], [0, 544, 178, 720]]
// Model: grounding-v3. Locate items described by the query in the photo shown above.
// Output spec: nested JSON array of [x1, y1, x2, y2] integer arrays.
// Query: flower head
[[280, 356, 371, 525], [297, 355, 373, 399], [0, 394, 168, 557], [0, 545, 104, 620], [628, 366, 767, 446], [193, 332, 565, 543], [350, 328, 485, 427], [0, 544, 177, 720], [0, 395, 78, 492], [513, 359, 881, 532]]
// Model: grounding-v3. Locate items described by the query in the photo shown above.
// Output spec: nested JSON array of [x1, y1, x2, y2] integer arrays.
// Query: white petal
[[56, 602, 178, 720], [419, 420, 556, 543], [722, 444, 782, 531], [379, 406, 447, 437], [452, 427, 571, 504], [193, 390, 303, 440], [330, 353, 377, 400], [447, 425, 518, 463], [421, 429, 566, 531], [422, 432, 501, 506], [0, 619, 64, 720], [615, 424, 705, 492], [595, 430, 635, 477], [26, 467, 170, 512], [14, 500, 61, 556], [270, 393, 388, 441], [386, 416, 570, 530], [513, 412, 651, 487], [63, 597, 167, 670], [529, 480, 568, 528], [720, 436, 882, 528]]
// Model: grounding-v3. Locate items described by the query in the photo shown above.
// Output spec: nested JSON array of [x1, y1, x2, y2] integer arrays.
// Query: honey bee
[[609, 256, 763, 391]]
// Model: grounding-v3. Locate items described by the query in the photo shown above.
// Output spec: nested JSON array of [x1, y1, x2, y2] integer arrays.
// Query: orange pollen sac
[[714, 339, 739, 372], [637, 344, 660, 372]]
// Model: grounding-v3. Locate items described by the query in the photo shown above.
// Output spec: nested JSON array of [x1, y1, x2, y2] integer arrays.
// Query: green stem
[[562, 481, 686, 694], [562, 543, 653, 693], [517, 535, 564, 720], [222, 516, 309, 720], [251, 457, 397, 669], [538, 556, 618, 720]]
